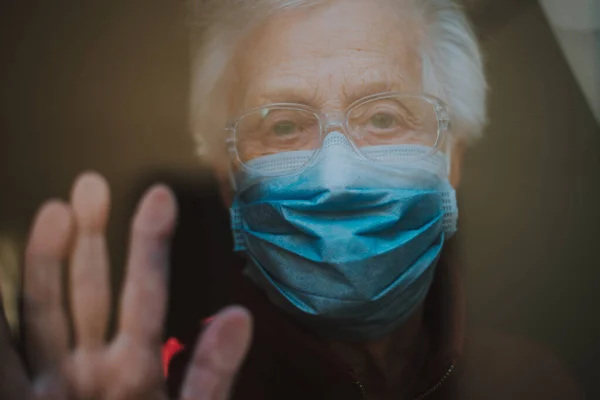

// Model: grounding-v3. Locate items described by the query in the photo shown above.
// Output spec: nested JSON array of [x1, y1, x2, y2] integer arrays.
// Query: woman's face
[[215, 0, 465, 203]]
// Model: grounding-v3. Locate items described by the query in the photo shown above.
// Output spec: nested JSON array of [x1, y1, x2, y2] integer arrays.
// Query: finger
[[117, 185, 177, 346], [180, 306, 252, 400], [70, 172, 111, 349], [0, 293, 34, 400], [23, 201, 73, 373]]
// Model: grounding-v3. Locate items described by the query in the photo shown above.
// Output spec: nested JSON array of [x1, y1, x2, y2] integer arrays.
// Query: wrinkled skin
[[0, 172, 252, 400], [215, 0, 466, 205]]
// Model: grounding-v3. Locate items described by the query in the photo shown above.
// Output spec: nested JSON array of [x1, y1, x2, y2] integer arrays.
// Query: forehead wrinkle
[[340, 69, 410, 105], [228, 0, 425, 116]]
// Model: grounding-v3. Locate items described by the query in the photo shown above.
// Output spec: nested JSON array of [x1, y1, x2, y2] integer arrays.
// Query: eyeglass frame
[[224, 92, 451, 175]]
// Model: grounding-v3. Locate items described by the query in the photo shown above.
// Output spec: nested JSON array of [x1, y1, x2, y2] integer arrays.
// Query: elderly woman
[[0, 0, 585, 399]]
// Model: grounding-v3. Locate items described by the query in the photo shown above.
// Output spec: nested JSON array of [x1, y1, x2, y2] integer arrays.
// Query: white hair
[[188, 0, 487, 160]]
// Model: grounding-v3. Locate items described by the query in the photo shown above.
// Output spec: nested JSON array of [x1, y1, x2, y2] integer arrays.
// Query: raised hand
[[0, 172, 252, 400]]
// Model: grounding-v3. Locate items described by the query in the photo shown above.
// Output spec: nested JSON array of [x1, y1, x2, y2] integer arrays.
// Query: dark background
[[1, 0, 599, 397]]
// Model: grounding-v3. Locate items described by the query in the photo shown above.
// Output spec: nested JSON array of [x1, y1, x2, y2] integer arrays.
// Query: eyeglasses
[[225, 92, 450, 173]]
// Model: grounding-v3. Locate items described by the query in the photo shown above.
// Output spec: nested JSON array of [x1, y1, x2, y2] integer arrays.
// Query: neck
[[328, 304, 428, 390]]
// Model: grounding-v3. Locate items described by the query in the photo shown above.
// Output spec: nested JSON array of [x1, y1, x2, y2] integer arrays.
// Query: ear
[[449, 139, 467, 188]]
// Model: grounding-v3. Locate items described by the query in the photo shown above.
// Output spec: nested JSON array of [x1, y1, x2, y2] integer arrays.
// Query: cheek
[[208, 155, 235, 206], [238, 141, 274, 162], [448, 142, 466, 188], [449, 161, 460, 188], [216, 168, 235, 206]]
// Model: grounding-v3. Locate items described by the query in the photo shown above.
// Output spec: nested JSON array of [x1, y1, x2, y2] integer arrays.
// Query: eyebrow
[[342, 79, 406, 106], [243, 77, 320, 109], [243, 72, 408, 110], [252, 90, 319, 108]]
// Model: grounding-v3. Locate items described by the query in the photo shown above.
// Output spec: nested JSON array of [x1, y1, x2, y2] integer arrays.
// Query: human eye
[[269, 119, 301, 136], [260, 109, 317, 140], [368, 112, 399, 130], [353, 102, 412, 136]]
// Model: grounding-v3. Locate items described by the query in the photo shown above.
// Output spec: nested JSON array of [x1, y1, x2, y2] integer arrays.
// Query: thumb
[[179, 306, 252, 400]]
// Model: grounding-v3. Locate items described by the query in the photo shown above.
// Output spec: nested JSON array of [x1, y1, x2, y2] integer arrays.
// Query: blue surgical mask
[[230, 132, 458, 340]]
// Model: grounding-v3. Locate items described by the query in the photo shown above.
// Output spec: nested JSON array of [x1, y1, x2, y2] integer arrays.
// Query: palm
[[0, 172, 252, 400]]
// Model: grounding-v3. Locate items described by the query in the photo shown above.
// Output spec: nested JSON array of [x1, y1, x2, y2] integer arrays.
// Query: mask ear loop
[[445, 134, 453, 178], [225, 136, 239, 192], [228, 165, 238, 192], [444, 135, 453, 177]]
